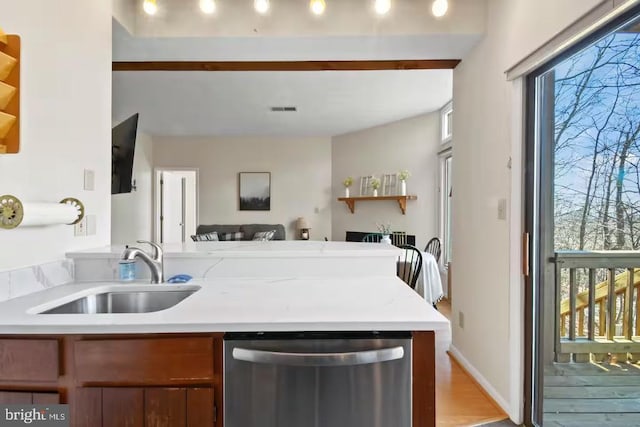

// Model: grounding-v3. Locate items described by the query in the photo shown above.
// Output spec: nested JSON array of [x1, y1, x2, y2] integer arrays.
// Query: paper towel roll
[[20, 202, 81, 227], [0, 195, 84, 229]]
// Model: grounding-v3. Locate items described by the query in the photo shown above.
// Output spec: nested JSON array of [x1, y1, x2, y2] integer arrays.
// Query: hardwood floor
[[435, 300, 509, 426]]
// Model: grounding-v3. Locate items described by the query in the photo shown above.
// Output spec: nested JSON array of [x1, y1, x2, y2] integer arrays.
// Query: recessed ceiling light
[[254, 0, 270, 14], [143, 0, 158, 15], [309, 0, 326, 16], [374, 0, 391, 15], [432, 0, 448, 18], [200, 0, 216, 14]]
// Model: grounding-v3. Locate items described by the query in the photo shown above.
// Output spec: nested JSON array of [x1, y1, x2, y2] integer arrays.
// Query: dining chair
[[391, 231, 407, 247], [362, 233, 383, 243], [424, 237, 442, 263], [397, 245, 423, 290]]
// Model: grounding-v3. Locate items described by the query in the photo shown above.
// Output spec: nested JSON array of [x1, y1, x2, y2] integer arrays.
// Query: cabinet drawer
[[74, 338, 214, 385], [0, 339, 59, 382]]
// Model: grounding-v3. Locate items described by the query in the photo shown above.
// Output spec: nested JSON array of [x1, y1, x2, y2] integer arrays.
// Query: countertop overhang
[[0, 276, 450, 335]]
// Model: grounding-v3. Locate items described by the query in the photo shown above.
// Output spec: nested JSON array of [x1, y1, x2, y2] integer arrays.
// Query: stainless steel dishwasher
[[224, 331, 412, 427]]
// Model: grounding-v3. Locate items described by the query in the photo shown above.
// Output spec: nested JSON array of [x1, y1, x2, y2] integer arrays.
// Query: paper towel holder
[[0, 194, 85, 230]]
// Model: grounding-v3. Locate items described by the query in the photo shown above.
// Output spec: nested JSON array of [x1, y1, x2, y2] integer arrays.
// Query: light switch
[[497, 198, 507, 221], [84, 169, 95, 191]]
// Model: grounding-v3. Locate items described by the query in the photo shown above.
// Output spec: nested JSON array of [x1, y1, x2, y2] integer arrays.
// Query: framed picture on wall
[[382, 174, 398, 196], [239, 172, 271, 211], [360, 175, 374, 196]]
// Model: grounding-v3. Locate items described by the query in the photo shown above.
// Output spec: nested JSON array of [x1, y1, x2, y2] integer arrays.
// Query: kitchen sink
[[38, 286, 200, 314]]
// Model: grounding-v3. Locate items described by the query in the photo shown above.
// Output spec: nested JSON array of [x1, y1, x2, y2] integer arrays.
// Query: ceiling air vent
[[270, 106, 297, 112]]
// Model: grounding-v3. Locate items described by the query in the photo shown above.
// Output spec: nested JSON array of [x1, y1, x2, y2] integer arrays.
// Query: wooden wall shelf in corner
[[337, 195, 418, 215], [0, 33, 20, 154]]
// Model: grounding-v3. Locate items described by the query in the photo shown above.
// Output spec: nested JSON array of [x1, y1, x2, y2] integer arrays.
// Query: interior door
[[158, 170, 197, 244]]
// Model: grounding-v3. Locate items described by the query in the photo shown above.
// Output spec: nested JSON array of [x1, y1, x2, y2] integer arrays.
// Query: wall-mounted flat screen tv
[[111, 113, 139, 195]]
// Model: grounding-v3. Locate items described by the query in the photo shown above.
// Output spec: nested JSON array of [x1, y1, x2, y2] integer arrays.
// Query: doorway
[[154, 169, 198, 244], [525, 7, 640, 426]]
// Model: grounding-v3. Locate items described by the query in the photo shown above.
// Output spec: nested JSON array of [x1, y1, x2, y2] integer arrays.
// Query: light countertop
[[66, 241, 402, 259], [0, 276, 449, 335]]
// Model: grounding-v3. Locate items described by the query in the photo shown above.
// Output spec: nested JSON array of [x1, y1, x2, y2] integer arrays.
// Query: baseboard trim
[[448, 345, 511, 418]]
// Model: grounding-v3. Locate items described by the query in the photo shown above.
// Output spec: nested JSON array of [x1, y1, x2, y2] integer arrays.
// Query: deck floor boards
[[544, 362, 640, 425], [544, 385, 640, 399], [544, 413, 640, 426]]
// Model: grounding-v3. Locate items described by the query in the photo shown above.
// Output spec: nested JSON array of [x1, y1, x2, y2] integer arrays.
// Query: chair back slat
[[392, 232, 407, 247], [362, 233, 383, 243], [397, 244, 423, 289], [425, 237, 442, 263]]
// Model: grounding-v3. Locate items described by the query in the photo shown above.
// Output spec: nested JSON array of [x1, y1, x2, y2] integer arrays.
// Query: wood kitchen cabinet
[[0, 335, 224, 427]]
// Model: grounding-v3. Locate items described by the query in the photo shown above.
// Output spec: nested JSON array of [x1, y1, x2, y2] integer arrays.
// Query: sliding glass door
[[526, 7, 640, 426]]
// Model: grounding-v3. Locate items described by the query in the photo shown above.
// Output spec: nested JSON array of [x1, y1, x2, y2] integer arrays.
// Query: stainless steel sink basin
[[40, 288, 199, 314]]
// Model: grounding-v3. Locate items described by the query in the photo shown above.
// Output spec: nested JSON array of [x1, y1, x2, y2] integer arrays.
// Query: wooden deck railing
[[555, 251, 640, 362]]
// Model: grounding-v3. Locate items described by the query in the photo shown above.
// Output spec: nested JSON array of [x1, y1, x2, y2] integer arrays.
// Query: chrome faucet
[[121, 240, 164, 284]]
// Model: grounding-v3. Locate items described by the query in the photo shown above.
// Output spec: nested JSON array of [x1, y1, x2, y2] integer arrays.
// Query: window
[[441, 102, 453, 143], [439, 152, 453, 264], [438, 101, 453, 264]]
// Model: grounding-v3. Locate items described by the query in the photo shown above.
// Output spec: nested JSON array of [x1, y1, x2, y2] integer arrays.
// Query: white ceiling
[[112, 69, 452, 137]]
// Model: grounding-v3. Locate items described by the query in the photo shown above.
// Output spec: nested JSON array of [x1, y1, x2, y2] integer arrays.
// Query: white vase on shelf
[[373, 189, 378, 197], [400, 180, 407, 196], [381, 235, 392, 244], [345, 187, 350, 198]]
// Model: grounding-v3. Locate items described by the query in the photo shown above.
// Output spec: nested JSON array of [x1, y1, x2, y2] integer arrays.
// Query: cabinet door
[[73, 388, 103, 427], [0, 391, 32, 403], [145, 388, 186, 427], [0, 391, 59, 404], [103, 388, 144, 427], [187, 388, 214, 427], [32, 393, 60, 404], [73, 387, 214, 427]]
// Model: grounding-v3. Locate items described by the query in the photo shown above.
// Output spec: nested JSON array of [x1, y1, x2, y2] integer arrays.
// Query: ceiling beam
[[112, 59, 461, 72]]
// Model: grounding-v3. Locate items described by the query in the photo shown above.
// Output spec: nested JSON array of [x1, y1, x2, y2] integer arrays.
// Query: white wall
[[153, 136, 332, 240], [0, 0, 112, 271], [112, 0, 136, 35], [451, 0, 608, 421], [332, 112, 441, 250], [111, 131, 154, 244]]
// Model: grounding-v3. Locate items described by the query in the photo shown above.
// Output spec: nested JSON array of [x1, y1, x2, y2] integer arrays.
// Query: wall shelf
[[337, 195, 417, 215]]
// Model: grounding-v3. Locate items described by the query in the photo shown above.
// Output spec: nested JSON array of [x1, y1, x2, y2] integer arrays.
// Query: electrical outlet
[[74, 217, 87, 237], [458, 311, 464, 329]]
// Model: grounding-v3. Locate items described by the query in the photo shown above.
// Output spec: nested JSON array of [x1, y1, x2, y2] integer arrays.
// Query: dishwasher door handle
[[232, 346, 405, 367]]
